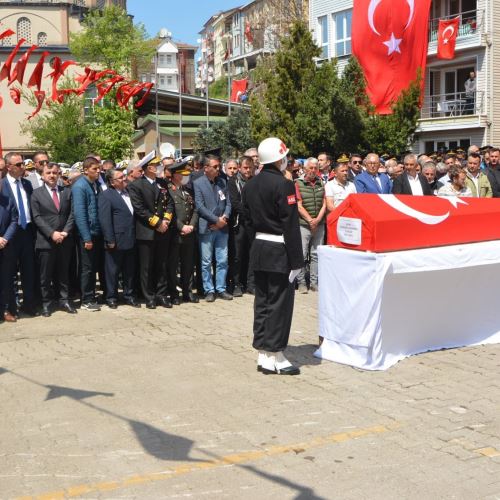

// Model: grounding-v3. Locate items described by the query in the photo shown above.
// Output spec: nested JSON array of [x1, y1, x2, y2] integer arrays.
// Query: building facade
[[139, 32, 196, 95], [0, 0, 127, 155], [309, 0, 499, 152], [197, 1, 309, 95]]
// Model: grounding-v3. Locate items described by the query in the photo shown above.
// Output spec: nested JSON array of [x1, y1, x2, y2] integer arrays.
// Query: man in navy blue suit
[[0, 189, 18, 322], [98, 169, 139, 309], [1, 152, 38, 317], [354, 153, 392, 194]]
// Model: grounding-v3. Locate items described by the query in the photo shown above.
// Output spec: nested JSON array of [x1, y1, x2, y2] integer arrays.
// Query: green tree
[[192, 109, 253, 158], [69, 4, 154, 75], [20, 80, 89, 164], [209, 76, 229, 100]]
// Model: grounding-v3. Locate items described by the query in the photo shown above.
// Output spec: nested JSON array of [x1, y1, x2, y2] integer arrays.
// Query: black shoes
[[232, 286, 243, 298], [41, 307, 51, 317], [182, 293, 199, 303], [124, 298, 141, 308], [205, 292, 215, 303], [158, 297, 172, 308], [107, 301, 118, 309], [146, 300, 156, 309], [171, 296, 181, 306], [216, 291, 233, 301], [60, 302, 77, 314], [246, 287, 255, 295], [261, 365, 301, 376]]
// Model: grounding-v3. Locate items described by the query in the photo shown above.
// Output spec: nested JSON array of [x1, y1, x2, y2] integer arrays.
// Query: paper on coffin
[[327, 194, 500, 252]]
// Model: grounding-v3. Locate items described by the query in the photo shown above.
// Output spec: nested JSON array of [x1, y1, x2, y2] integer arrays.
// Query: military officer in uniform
[[167, 159, 199, 303], [242, 138, 304, 375], [128, 151, 174, 309]]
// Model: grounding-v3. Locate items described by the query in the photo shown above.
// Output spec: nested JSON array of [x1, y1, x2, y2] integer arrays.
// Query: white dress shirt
[[325, 178, 357, 208], [407, 173, 424, 196], [118, 190, 134, 214], [44, 183, 60, 204]]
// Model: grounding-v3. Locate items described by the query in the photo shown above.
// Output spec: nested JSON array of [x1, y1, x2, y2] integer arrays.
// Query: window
[[167, 76, 173, 86], [333, 10, 352, 57], [97, 0, 106, 9], [17, 17, 31, 43], [166, 54, 172, 64], [37, 32, 47, 46], [317, 16, 328, 59], [160, 76, 165, 87]]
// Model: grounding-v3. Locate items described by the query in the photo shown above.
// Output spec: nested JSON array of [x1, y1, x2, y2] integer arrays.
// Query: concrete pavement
[[0, 292, 499, 499]]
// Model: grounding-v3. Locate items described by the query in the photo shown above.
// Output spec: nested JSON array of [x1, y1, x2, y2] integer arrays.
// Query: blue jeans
[[199, 230, 229, 294]]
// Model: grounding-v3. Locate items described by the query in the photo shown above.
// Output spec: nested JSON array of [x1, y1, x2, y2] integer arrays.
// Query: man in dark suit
[[392, 154, 433, 196], [0, 190, 18, 322], [128, 152, 174, 309], [167, 159, 199, 303], [228, 155, 255, 297], [354, 153, 392, 194], [1, 152, 38, 316], [27, 151, 49, 190], [31, 162, 76, 317], [193, 154, 232, 302], [98, 169, 140, 309]]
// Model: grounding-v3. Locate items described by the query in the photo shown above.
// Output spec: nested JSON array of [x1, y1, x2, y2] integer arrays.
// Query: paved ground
[[0, 292, 499, 500]]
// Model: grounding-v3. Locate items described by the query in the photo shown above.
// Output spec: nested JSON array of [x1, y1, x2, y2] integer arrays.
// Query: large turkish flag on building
[[352, 0, 432, 114], [437, 17, 459, 59], [231, 78, 248, 103]]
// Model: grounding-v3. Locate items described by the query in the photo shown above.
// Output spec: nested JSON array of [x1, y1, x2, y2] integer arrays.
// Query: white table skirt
[[314, 241, 500, 370]]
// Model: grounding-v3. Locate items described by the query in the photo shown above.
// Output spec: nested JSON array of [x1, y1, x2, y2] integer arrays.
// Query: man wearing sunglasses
[[1, 152, 38, 318], [348, 154, 364, 182], [27, 151, 50, 189]]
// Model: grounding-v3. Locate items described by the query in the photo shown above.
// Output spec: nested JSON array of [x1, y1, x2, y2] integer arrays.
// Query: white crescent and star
[[377, 194, 468, 225], [442, 25, 455, 44], [367, 0, 416, 55]]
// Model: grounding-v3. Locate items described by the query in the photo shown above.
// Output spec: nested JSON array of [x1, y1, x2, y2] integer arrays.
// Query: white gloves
[[289, 269, 301, 283]]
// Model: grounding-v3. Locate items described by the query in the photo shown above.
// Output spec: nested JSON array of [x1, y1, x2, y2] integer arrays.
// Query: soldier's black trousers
[[252, 271, 295, 352]]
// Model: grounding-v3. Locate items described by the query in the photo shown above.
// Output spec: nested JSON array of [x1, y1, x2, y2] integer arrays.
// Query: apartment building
[[197, 0, 309, 94], [309, 0, 499, 152], [139, 31, 196, 95], [0, 0, 126, 154]]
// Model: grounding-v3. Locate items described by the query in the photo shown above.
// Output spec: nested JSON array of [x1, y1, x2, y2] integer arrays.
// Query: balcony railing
[[428, 9, 484, 42], [420, 91, 485, 119]]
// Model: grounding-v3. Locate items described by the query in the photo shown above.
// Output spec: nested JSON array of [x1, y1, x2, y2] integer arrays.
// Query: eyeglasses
[[38, 160, 49, 165], [9, 162, 23, 168], [352, 160, 362, 164]]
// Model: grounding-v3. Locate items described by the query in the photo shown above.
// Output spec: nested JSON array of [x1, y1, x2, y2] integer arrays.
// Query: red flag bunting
[[96, 75, 124, 102], [0, 38, 26, 82], [231, 78, 248, 103], [135, 82, 154, 108], [28, 90, 46, 119], [0, 29, 15, 40], [352, 0, 432, 114], [28, 51, 50, 91], [9, 44, 38, 86], [9, 87, 21, 104], [46, 57, 76, 101], [437, 17, 459, 60]]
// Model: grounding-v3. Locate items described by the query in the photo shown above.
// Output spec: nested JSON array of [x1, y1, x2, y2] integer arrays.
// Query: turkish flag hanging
[[352, 0, 432, 114], [231, 79, 247, 103], [437, 17, 459, 60]]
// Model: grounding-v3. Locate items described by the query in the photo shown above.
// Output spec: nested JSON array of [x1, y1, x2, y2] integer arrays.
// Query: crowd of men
[[0, 143, 498, 323]]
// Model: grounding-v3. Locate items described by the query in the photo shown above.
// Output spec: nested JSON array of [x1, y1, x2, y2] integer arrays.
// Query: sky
[[127, 0, 242, 45]]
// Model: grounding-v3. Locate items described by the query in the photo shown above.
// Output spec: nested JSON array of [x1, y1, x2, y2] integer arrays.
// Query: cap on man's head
[[137, 150, 161, 170], [336, 153, 349, 163], [168, 158, 191, 176], [24, 159, 34, 170], [204, 147, 222, 158]]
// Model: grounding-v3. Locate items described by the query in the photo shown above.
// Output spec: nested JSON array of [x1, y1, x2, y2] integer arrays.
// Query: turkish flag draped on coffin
[[327, 194, 500, 252], [437, 17, 459, 59], [352, 0, 432, 114]]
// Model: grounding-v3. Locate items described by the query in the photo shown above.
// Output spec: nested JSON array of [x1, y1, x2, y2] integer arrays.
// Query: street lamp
[[155, 28, 169, 152]]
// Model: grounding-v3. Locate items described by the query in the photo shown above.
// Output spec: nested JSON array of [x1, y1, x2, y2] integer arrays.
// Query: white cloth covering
[[314, 241, 500, 370]]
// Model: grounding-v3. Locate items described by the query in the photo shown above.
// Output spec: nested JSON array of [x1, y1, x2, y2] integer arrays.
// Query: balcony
[[418, 90, 487, 132], [427, 9, 485, 55]]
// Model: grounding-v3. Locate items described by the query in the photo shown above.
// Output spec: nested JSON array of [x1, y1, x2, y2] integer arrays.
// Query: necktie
[[15, 179, 27, 229], [52, 188, 60, 211]]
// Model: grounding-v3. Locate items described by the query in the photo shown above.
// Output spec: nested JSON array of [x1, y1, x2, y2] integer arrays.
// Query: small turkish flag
[[352, 0, 432, 114], [231, 79, 247, 103], [437, 17, 459, 60]]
